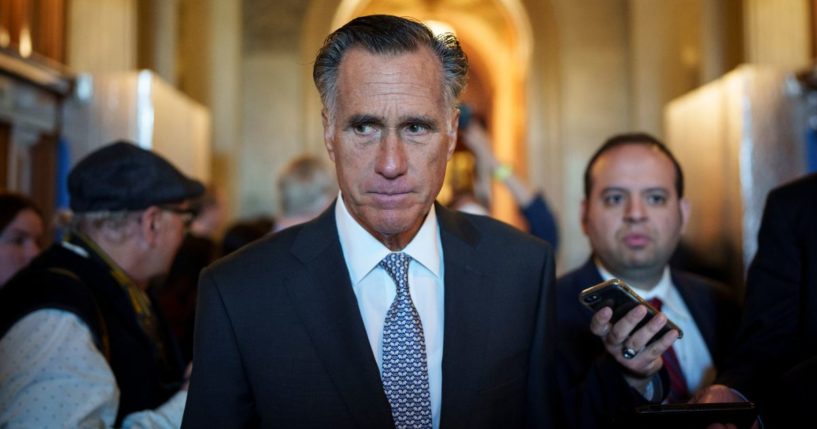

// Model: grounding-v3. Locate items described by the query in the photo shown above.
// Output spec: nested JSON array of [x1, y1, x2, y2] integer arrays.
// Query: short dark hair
[[583, 132, 685, 199], [313, 15, 469, 113], [0, 193, 43, 234]]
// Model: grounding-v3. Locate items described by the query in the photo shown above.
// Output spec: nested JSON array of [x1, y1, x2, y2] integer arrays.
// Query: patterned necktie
[[380, 252, 432, 429], [648, 297, 690, 402]]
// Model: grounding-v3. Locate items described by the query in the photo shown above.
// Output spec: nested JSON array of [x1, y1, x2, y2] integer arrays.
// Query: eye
[[4, 233, 27, 247], [352, 123, 375, 135], [405, 123, 429, 135], [602, 192, 625, 207], [645, 192, 668, 206]]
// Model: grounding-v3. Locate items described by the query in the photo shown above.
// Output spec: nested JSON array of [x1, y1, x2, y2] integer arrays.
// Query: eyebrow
[[599, 186, 669, 194], [346, 114, 384, 129], [401, 115, 439, 131], [345, 114, 441, 130], [600, 187, 629, 194]]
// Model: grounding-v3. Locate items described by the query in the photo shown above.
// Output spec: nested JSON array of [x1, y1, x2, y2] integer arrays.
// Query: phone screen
[[579, 279, 683, 344]]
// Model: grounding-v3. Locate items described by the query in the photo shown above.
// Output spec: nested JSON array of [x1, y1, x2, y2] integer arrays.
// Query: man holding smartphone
[[554, 133, 741, 428]]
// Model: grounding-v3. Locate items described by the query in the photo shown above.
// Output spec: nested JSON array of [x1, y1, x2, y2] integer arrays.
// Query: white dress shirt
[[0, 309, 186, 428], [335, 193, 445, 429], [596, 263, 716, 393]]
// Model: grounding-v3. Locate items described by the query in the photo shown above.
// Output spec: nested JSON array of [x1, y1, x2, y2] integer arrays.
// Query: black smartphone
[[579, 278, 683, 345], [633, 402, 757, 429]]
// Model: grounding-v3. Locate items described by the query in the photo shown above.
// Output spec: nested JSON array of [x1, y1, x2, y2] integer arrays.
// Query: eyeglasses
[[159, 205, 197, 229]]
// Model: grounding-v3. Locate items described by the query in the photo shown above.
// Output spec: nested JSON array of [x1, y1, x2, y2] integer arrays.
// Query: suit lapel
[[672, 273, 718, 352], [435, 205, 494, 426], [284, 204, 394, 428]]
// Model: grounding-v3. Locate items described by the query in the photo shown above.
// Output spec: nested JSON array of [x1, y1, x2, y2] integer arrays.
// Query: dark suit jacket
[[555, 259, 740, 428], [182, 202, 557, 428], [716, 173, 817, 427]]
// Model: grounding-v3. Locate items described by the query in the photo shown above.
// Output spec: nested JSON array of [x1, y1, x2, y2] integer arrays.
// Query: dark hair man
[[554, 133, 740, 428], [182, 15, 557, 429]]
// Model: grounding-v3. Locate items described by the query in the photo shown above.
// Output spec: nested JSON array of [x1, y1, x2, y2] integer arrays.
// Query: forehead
[[590, 144, 678, 193], [335, 47, 445, 107], [4, 209, 43, 233]]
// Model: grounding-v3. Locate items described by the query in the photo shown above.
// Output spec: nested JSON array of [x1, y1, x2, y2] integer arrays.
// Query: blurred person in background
[[156, 185, 226, 362], [273, 155, 337, 233], [698, 172, 817, 429], [555, 133, 740, 428], [454, 107, 559, 249], [0, 193, 45, 288], [220, 217, 274, 257], [0, 141, 203, 428]]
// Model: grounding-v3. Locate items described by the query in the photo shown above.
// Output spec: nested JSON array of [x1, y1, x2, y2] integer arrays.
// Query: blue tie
[[380, 252, 432, 429]]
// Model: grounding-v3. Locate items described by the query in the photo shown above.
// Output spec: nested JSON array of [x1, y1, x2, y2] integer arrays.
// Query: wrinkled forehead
[[335, 47, 447, 100]]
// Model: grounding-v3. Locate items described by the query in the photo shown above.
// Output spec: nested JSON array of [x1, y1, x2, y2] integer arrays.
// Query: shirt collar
[[335, 191, 441, 284]]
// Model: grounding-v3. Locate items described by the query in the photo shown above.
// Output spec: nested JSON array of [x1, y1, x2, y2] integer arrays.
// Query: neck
[[597, 259, 665, 291], [82, 232, 148, 290]]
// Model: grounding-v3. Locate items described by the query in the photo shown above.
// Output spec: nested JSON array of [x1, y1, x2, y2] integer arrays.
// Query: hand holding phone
[[579, 278, 683, 347]]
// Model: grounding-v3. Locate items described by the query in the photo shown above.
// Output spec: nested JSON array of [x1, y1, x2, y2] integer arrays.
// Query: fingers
[[692, 384, 745, 404], [590, 304, 680, 379], [607, 305, 647, 347], [631, 329, 678, 367], [589, 306, 613, 336], [626, 312, 676, 356]]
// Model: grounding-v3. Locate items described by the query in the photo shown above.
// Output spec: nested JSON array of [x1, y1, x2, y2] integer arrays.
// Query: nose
[[374, 131, 408, 179], [624, 197, 647, 223]]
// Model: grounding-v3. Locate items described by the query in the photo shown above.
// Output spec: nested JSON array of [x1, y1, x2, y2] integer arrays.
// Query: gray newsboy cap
[[68, 141, 205, 212]]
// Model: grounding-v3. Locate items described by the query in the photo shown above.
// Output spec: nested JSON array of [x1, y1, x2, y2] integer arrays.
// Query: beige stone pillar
[[179, 0, 242, 221], [67, 0, 137, 72], [138, 0, 179, 84], [744, 0, 812, 68]]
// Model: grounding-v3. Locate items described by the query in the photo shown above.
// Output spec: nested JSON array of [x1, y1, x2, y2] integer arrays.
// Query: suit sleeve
[[182, 271, 257, 428], [717, 188, 801, 398], [525, 246, 558, 428], [556, 351, 659, 428]]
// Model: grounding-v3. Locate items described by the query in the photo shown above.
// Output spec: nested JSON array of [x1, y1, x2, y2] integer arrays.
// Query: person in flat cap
[[0, 141, 204, 428]]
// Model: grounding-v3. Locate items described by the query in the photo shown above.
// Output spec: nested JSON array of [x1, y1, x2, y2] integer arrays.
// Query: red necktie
[[648, 297, 690, 403]]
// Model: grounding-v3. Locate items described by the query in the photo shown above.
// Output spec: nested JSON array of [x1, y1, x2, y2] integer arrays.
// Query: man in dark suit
[[182, 15, 556, 429], [555, 133, 740, 428], [699, 172, 817, 428]]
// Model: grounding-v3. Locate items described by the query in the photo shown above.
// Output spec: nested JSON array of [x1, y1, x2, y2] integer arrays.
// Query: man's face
[[150, 205, 193, 277], [581, 144, 690, 278], [323, 47, 458, 250]]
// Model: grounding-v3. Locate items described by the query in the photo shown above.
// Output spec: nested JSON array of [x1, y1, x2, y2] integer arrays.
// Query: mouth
[[622, 233, 651, 248], [368, 190, 413, 208]]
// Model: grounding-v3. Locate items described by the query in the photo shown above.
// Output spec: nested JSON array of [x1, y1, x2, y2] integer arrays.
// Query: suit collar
[[286, 201, 395, 428], [435, 205, 494, 425], [286, 202, 495, 428]]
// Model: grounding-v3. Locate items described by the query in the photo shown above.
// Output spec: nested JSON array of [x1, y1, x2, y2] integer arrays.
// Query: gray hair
[[70, 210, 142, 244], [313, 15, 469, 115], [277, 156, 337, 217]]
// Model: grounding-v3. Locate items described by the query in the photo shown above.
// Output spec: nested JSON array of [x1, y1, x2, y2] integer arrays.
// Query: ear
[[580, 198, 590, 234], [446, 108, 460, 160], [679, 197, 691, 233], [322, 109, 336, 162], [139, 206, 162, 247]]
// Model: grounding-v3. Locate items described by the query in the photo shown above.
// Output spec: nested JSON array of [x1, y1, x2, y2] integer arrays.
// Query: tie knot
[[380, 252, 411, 294], [648, 297, 663, 312]]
